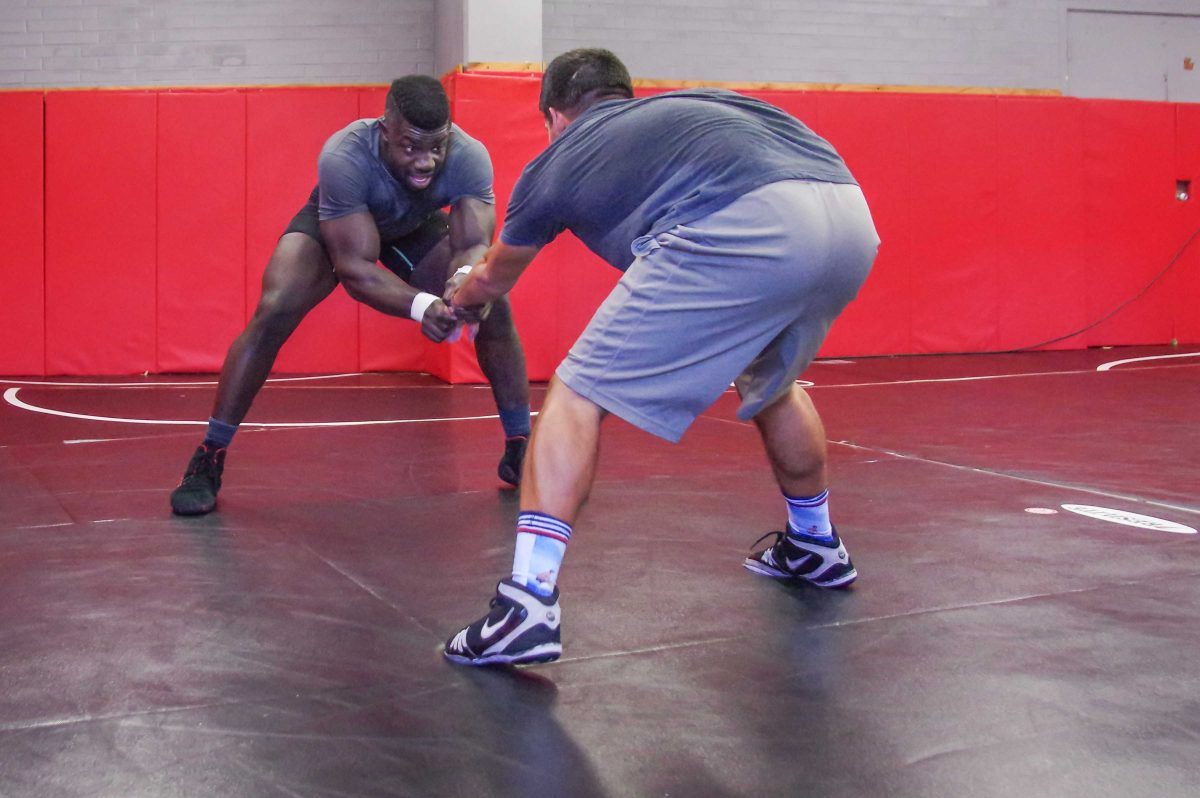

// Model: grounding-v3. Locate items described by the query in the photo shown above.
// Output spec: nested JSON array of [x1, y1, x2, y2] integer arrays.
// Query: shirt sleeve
[[499, 163, 564, 249], [444, 135, 496, 207], [317, 149, 371, 221]]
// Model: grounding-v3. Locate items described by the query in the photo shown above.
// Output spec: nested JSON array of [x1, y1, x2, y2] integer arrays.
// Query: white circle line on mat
[[2, 387, 507, 428]]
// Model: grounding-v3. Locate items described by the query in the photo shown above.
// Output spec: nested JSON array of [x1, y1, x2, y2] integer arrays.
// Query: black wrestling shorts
[[284, 186, 450, 281]]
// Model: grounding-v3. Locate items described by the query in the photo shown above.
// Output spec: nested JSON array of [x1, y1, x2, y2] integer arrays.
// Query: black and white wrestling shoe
[[744, 527, 858, 588], [444, 578, 562, 666]]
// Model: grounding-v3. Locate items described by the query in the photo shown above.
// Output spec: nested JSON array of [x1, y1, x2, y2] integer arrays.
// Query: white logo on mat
[[1061, 505, 1196, 535]]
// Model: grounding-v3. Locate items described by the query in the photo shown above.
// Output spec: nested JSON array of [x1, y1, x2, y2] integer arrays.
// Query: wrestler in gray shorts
[[557, 179, 880, 442]]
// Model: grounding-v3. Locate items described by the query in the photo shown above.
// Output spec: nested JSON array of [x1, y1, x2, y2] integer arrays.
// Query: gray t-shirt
[[500, 88, 857, 270], [317, 119, 495, 241]]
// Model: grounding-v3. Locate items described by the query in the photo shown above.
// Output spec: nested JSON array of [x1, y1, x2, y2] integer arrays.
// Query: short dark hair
[[385, 75, 450, 130], [539, 48, 633, 120]]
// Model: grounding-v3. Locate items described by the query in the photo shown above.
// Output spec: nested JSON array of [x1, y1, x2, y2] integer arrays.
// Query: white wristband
[[409, 292, 438, 322], [454, 264, 474, 278]]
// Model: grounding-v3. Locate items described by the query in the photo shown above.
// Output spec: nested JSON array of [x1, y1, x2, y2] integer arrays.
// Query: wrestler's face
[[381, 115, 451, 192]]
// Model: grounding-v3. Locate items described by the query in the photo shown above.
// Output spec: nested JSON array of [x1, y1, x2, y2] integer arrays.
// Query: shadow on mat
[[450, 666, 608, 797]]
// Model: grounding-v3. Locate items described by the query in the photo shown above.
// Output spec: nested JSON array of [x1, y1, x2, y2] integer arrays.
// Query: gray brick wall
[[2, 0, 1195, 92], [1, 0, 435, 88], [543, 0, 1064, 90]]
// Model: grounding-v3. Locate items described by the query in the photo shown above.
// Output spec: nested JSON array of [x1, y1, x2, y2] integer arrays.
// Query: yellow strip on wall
[[459, 62, 1062, 96]]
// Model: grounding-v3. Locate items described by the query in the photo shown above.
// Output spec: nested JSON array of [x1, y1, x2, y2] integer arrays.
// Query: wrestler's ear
[[546, 107, 571, 141]]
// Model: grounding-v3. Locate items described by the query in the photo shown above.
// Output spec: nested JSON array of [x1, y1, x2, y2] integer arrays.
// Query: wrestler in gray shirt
[[317, 118, 495, 241], [168, 76, 531, 520], [502, 88, 856, 271]]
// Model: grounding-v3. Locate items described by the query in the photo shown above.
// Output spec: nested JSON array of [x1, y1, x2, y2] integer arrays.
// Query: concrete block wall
[[0, 0, 435, 88], [3, 2, 1198, 95], [544, 0, 1064, 90]]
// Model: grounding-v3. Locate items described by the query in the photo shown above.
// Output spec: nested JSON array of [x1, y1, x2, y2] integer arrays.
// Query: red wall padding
[[157, 91, 247, 373], [45, 91, 158, 374], [902, 94, 1002, 354], [1172, 104, 1200, 343], [6, 77, 1199, 378], [1082, 101, 1178, 346], [994, 97, 1088, 351], [245, 88, 362, 375], [0, 92, 44, 375], [814, 92, 916, 356]]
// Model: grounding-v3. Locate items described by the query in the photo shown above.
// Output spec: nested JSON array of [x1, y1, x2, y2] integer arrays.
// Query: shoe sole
[[171, 501, 216, 516], [444, 642, 561, 667], [743, 558, 857, 588]]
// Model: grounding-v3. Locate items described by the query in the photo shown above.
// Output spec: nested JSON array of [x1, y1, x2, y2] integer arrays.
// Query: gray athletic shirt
[[316, 118, 495, 241], [500, 88, 857, 270]]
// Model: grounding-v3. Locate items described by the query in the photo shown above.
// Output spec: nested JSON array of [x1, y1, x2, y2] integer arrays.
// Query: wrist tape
[[410, 292, 438, 322]]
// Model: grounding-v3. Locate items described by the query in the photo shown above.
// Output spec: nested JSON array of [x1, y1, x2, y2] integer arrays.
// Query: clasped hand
[[416, 266, 490, 343]]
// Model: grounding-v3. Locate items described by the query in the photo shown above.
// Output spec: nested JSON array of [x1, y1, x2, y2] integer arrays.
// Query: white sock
[[784, 489, 833, 539], [512, 511, 571, 596]]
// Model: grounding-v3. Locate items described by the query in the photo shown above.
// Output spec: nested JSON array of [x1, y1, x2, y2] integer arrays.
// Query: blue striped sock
[[512, 511, 571, 596], [784, 489, 833, 539]]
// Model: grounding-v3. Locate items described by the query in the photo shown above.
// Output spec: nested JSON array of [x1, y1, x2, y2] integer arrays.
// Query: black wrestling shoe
[[170, 444, 226, 516], [498, 435, 527, 486], [444, 578, 562, 666], [744, 527, 858, 588]]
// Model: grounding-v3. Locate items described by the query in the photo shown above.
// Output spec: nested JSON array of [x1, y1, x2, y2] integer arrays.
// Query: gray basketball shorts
[[556, 179, 880, 443]]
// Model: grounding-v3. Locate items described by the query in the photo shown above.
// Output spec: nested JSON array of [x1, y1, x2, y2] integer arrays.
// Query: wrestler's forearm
[[449, 246, 489, 273], [455, 241, 538, 307], [338, 256, 432, 318], [456, 264, 513, 306]]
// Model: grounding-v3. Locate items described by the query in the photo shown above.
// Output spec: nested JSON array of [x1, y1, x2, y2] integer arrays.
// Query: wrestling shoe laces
[[170, 444, 226, 516], [743, 528, 857, 588]]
